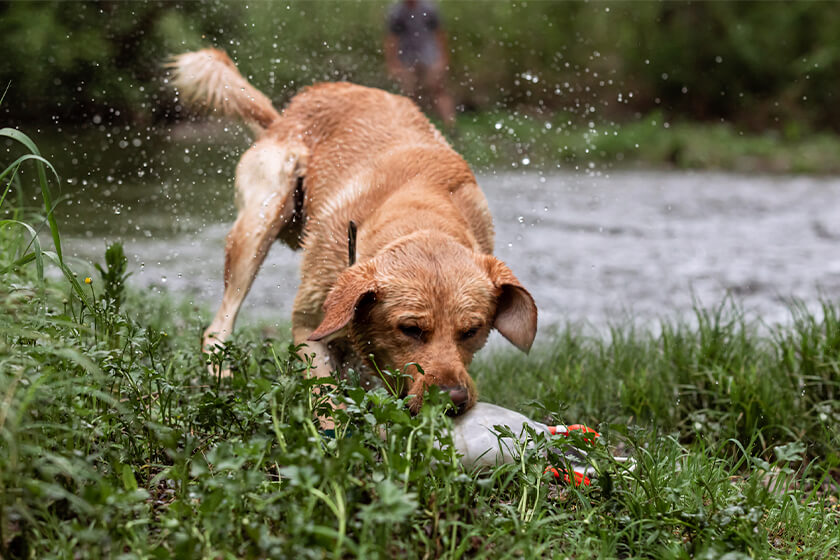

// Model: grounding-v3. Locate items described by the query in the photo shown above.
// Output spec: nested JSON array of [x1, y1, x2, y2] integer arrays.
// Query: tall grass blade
[[0, 128, 63, 262], [1, 153, 56, 209], [0, 219, 43, 282]]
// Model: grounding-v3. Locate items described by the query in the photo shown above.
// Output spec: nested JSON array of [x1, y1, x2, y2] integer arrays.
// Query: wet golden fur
[[169, 48, 537, 412]]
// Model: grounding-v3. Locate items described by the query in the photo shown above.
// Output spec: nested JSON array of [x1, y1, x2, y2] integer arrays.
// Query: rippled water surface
[[38, 130, 840, 337]]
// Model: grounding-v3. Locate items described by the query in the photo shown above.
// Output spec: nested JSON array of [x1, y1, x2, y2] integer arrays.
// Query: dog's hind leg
[[203, 138, 308, 363]]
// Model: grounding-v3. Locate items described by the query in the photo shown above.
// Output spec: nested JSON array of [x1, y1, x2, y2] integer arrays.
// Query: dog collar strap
[[348, 220, 358, 266]]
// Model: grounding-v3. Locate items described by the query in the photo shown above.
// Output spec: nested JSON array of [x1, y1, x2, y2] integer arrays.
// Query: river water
[[23, 129, 840, 337]]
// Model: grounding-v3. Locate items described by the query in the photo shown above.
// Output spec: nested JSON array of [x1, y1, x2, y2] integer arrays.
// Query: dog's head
[[308, 232, 537, 414]]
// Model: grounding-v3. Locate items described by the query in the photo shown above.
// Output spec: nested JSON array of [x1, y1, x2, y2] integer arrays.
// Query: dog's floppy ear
[[478, 255, 538, 353], [309, 264, 377, 342]]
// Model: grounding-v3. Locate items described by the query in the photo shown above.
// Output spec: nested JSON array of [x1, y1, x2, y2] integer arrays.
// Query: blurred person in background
[[385, 0, 456, 131]]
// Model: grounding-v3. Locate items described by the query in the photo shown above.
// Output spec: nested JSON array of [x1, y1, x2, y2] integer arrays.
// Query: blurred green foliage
[[2, 0, 839, 133]]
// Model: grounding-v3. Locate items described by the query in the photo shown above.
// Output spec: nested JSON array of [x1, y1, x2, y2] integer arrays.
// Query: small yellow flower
[[84, 277, 92, 284]]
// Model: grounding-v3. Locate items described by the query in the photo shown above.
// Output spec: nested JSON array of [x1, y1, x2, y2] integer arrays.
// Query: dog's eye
[[399, 325, 425, 340], [460, 327, 479, 341]]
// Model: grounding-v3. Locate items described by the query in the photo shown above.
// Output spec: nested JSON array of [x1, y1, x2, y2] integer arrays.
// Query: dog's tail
[[167, 48, 280, 132]]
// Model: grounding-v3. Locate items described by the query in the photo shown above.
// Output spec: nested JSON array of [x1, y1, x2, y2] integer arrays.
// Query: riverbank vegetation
[[3, 130, 839, 558], [453, 111, 840, 174]]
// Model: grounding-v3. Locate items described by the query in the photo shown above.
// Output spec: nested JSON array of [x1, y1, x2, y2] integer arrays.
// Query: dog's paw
[[201, 334, 234, 378]]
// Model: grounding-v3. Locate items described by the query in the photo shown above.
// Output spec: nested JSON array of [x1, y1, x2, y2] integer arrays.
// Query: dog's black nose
[[440, 385, 469, 415]]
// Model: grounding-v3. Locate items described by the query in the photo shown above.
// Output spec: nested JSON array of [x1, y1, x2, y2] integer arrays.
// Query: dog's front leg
[[292, 325, 342, 430]]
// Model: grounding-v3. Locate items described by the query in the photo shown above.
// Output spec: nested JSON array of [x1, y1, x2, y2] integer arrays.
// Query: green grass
[[475, 301, 840, 461], [451, 111, 840, 175], [2, 130, 840, 558]]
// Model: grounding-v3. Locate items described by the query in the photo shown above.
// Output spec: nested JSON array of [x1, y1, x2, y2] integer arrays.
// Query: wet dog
[[169, 49, 537, 413]]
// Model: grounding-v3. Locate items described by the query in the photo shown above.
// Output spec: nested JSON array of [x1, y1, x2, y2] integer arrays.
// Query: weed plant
[[1, 129, 839, 558]]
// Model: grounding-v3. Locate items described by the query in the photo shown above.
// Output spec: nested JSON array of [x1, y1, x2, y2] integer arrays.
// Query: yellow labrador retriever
[[169, 49, 537, 413]]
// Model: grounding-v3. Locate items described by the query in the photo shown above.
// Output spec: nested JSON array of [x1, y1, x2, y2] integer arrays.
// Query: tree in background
[[0, 1, 241, 124], [2, 1, 839, 134]]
